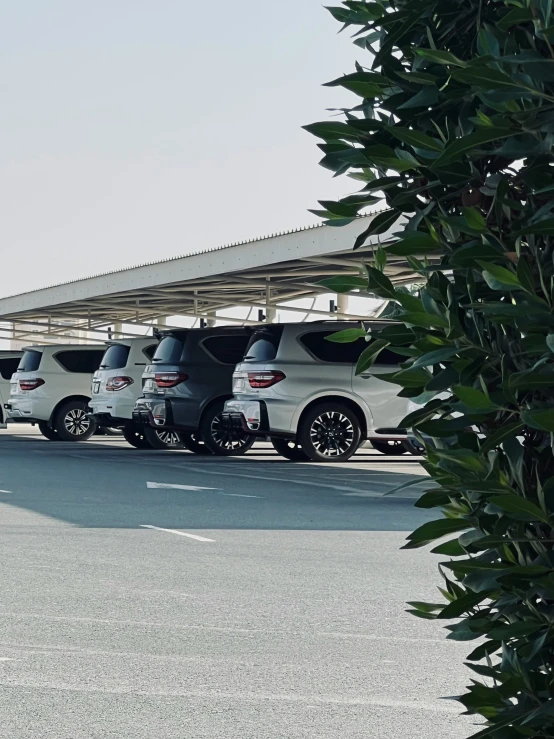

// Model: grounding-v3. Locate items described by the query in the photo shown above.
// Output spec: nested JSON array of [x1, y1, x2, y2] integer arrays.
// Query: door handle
[[360, 374, 372, 379]]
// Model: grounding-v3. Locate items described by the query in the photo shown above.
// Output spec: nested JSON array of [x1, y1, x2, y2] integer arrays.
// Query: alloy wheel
[[210, 413, 251, 451], [155, 430, 182, 446], [309, 411, 355, 457], [63, 408, 91, 437]]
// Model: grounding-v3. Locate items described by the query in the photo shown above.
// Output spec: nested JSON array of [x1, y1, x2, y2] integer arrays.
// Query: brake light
[[155, 372, 188, 388], [248, 371, 286, 388], [19, 378, 45, 391], [106, 376, 134, 391]]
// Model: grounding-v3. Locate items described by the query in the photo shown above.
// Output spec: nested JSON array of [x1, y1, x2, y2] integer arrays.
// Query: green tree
[[308, 1, 554, 735]]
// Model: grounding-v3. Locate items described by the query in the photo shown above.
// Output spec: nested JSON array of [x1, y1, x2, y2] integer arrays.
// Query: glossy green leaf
[[403, 518, 470, 549], [521, 408, 554, 431], [453, 385, 498, 410], [488, 495, 550, 523]]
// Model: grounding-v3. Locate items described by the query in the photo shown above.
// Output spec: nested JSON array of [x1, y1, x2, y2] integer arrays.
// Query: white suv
[[0, 351, 23, 429], [224, 321, 410, 462], [89, 338, 184, 450], [7, 344, 105, 441]]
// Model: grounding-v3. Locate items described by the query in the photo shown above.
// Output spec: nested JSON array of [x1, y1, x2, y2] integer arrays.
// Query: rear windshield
[[18, 350, 42, 372], [100, 344, 131, 370], [243, 327, 283, 363], [152, 335, 185, 363], [0, 357, 21, 380]]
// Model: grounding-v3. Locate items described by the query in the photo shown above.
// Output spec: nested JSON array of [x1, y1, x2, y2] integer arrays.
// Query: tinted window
[[100, 344, 130, 370], [143, 344, 157, 360], [202, 335, 250, 364], [55, 350, 105, 373], [153, 335, 185, 363], [243, 327, 283, 362], [18, 350, 42, 372], [300, 331, 402, 365], [0, 358, 21, 380]]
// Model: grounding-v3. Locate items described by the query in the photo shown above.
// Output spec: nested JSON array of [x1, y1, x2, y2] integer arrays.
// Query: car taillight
[[106, 376, 134, 391], [248, 371, 286, 388], [154, 372, 188, 388], [19, 378, 45, 391]]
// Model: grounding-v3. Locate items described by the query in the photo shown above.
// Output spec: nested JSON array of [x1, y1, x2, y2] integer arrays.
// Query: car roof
[[21, 343, 106, 352]]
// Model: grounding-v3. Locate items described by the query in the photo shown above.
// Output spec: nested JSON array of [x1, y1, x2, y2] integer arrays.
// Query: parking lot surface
[[0, 428, 472, 738]]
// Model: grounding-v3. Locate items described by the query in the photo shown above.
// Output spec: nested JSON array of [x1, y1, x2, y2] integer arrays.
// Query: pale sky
[[2, 1, 360, 298]]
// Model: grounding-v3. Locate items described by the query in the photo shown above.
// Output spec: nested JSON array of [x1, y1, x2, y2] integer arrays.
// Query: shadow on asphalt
[[0, 435, 432, 533]]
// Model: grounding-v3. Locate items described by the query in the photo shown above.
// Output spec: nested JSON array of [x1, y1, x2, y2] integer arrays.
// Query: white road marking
[[222, 493, 262, 499], [179, 466, 410, 496], [0, 657, 16, 662], [0, 490, 13, 494], [147, 481, 219, 492], [140, 524, 214, 542]]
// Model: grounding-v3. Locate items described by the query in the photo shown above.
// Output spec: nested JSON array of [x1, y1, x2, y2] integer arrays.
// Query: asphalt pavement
[[0, 429, 473, 738]]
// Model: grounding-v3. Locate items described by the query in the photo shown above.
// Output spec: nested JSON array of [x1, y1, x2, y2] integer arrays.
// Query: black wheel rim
[[210, 414, 251, 450], [309, 411, 355, 457], [63, 409, 90, 436]]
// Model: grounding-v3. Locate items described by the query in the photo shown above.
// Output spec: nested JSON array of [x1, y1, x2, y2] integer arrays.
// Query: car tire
[[123, 425, 153, 449], [371, 440, 407, 455], [298, 402, 361, 463], [182, 433, 213, 455], [402, 438, 424, 455], [271, 437, 309, 461], [53, 400, 97, 442], [38, 421, 60, 441], [143, 426, 184, 450], [200, 402, 256, 456]]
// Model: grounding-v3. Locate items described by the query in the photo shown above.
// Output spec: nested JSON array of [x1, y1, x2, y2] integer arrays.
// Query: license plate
[[92, 381, 100, 394]]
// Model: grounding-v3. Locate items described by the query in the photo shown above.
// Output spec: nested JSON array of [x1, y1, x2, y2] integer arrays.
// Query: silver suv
[[224, 321, 410, 462]]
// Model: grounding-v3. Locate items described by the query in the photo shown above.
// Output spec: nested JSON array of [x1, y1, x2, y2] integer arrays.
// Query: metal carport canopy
[[0, 211, 418, 339]]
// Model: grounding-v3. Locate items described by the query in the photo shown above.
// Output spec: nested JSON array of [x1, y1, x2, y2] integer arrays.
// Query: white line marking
[[140, 525, 214, 542], [147, 481, 219, 492], [0, 490, 13, 494], [222, 493, 262, 499], [0, 657, 16, 662]]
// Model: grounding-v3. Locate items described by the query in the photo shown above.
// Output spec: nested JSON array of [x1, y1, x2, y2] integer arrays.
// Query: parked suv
[[7, 344, 106, 441], [0, 351, 23, 429], [224, 321, 409, 462], [133, 327, 255, 455], [89, 337, 184, 450]]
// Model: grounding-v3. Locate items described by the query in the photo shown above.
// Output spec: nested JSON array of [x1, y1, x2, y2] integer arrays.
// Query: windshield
[[152, 335, 186, 363], [17, 350, 42, 372], [100, 344, 131, 370]]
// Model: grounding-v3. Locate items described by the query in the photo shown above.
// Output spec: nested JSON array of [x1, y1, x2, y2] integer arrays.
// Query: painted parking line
[[140, 525, 215, 542], [147, 481, 219, 492]]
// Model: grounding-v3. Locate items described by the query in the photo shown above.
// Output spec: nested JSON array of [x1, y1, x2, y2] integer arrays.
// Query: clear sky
[[2, 1, 360, 298]]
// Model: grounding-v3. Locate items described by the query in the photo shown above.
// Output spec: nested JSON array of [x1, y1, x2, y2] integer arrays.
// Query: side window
[[55, 350, 105, 373], [0, 358, 21, 380], [300, 331, 402, 365], [202, 335, 250, 364], [143, 344, 157, 361], [300, 331, 365, 363]]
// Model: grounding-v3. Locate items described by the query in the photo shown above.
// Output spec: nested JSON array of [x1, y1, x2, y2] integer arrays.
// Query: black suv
[[133, 326, 255, 455]]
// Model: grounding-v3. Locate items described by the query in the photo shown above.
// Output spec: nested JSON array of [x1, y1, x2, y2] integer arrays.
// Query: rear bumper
[[132, 396, 200, 432], [89, 396, 135, 422], [5, 399, 50, 423], [223, 398, 294, 439]]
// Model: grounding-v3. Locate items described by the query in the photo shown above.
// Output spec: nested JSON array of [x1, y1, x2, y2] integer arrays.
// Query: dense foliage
[[307, 0, 554, 735]]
